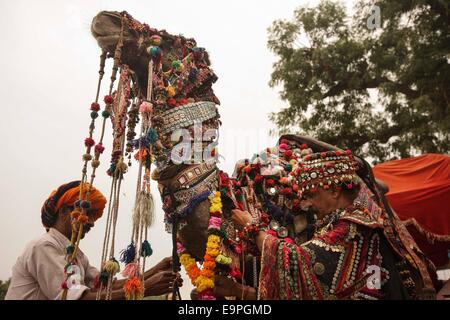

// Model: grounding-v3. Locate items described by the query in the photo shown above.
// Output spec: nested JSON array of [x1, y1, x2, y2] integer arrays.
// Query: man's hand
[[213, 275, 240, 297], [214, 275, 257, 300], [144, 271, 182, 297], [153, 256, 173, 272], [232, 209, 267, 254], [231, 209, 253, 230], [145, 256, 173, 279]]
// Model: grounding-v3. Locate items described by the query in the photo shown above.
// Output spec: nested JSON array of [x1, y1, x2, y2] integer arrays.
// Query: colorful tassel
[[146, 128, 158, 144], [99, 270, 109, 285], [122, 262, 140, 278], [104, 258, 120, 275], [124, 277, 144, 300], [134, 190, 155, 228], [140, 240, 153, 257], [120, 243, 136, 265]]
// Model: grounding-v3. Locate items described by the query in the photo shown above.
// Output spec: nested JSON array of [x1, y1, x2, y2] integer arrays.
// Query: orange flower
[[204, 254, 214, 261], [201, 269, 214, 278], [187, 268, 201, 281], [203, 260, 215, 269], [185, 263, 198, 272]]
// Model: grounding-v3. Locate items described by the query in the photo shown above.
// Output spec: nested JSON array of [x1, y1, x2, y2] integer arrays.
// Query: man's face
[[301, 188, 338, 218], [80, 214, 95, 239]]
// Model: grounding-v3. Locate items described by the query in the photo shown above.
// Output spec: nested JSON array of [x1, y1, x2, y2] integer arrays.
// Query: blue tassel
[[131, 137, 147, 149], [120, 242, 136, 264], [140, 240, 153, 257], [131, 128, 158, 149], [147, 128, 158, 144]]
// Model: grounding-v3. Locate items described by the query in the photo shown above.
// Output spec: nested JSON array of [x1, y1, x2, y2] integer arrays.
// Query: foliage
[[268, 0, 449, 162]]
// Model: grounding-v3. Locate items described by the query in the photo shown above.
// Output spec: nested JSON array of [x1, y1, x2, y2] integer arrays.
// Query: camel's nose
[[91, 11, 123, 37]]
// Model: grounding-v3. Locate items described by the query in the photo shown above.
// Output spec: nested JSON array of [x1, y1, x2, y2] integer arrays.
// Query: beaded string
[[105, 63, 133, 298], [140, 58, 155, 278], [60, 49, 108, 300], [131, 104, 144, 245], [104, 82, 131, 299], [106, 173, 123, 299], [95, 13, 127, 300], [96, 179, 115, 300], [119, 57, 156, 299]]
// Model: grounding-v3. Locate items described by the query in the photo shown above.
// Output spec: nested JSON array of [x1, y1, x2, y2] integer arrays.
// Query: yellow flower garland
[[178, 191, 225, 298]]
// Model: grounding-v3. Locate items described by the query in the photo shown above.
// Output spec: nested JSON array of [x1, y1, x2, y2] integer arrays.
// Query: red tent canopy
[[373, 154, 450, 268]]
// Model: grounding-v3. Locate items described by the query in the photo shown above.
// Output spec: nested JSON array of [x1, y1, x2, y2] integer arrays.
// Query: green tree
[[0, 279, 11, 300], [268, 0, 449, 163]]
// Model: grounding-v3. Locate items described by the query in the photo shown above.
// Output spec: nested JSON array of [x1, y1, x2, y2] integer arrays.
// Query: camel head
[[91, 11, 217, 100]]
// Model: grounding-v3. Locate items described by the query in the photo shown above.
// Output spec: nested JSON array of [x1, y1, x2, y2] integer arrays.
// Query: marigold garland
[[178, 191, 231, 300]]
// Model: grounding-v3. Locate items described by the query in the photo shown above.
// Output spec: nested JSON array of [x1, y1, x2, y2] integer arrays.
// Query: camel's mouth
[[91, 11, 134, 48]]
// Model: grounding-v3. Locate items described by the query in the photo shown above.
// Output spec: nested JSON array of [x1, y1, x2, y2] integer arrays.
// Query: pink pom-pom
[[122, 263, 140, 278], [139, 101, 153, 115], [176, 241, 185, 254], [278, 143, 289, 151]]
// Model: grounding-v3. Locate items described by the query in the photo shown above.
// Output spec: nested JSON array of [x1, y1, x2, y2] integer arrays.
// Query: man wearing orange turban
[[6, 180, 181, 300], [40, 180, 107, 239]]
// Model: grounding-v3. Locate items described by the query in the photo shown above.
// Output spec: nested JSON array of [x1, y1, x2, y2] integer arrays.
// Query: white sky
[[0, 0, 353, 299]]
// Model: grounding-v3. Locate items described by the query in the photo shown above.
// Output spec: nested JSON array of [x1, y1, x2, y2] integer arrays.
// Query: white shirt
[[5, 228, 99, 300]]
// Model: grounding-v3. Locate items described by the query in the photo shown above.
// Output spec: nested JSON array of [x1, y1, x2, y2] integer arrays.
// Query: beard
[[81, 225, 91, 239]]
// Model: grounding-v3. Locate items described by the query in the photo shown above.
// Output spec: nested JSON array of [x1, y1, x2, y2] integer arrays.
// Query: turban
[[41, 180, 107, 228], [296, 149, 359, 194]]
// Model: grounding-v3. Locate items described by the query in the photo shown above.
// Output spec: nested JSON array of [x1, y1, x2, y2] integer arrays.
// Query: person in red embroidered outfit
[[232, 149, 436, 300]]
